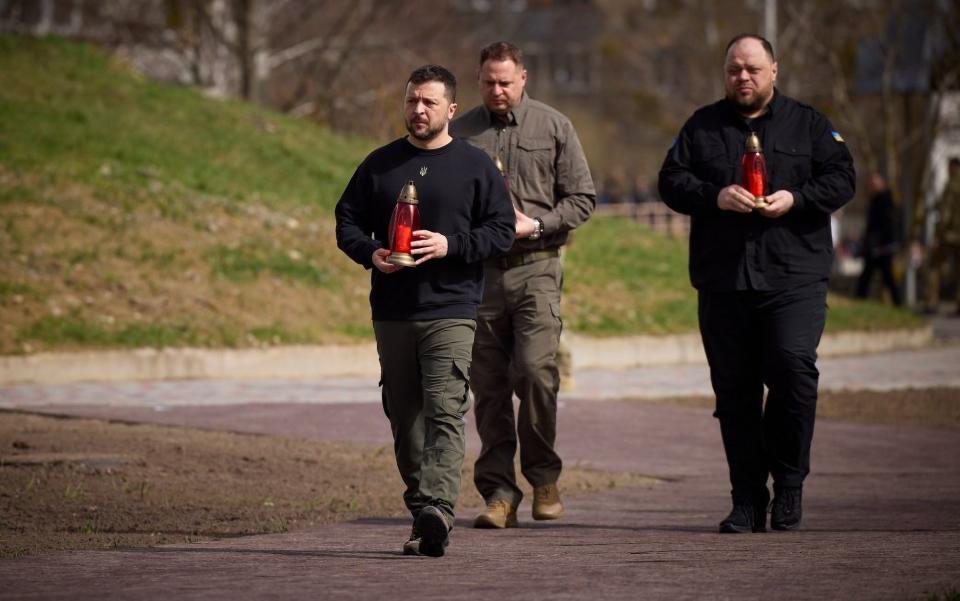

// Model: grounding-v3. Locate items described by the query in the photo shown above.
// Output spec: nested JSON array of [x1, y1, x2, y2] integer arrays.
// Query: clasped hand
[[718, 185, 794, 218], [371, 229, 448, 273]]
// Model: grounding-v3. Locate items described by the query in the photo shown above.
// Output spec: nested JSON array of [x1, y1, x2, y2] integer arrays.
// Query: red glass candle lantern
[[386, 180, 421, 267], [741, 132, 768, 208]]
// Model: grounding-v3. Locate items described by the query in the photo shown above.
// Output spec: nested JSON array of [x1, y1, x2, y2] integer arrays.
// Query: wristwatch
[[529, 217, 543, 241]]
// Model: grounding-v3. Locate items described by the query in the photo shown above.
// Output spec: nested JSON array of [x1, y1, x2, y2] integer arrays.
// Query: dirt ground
[[1, 386, 956, 560], [0, 412, 656, 559]]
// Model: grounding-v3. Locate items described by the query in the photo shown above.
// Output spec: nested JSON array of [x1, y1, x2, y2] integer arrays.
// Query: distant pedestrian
[[631, 174, 656, 205], [451, 41, 596, 529], [924, 157, 960, 314], [659, 34, 855, 533], [855, 173, 901, 305], [334, 65, 514, 556]]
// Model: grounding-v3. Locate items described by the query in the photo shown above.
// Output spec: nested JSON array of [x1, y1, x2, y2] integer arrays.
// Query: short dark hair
[[407, 64, 457, 102], [725, 34, 776, 63], [479, 41, 524, 67]]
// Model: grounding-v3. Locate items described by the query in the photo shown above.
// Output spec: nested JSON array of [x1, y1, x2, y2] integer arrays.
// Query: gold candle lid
[[745, 132, 762, 152], [398, 180, 419, 204]]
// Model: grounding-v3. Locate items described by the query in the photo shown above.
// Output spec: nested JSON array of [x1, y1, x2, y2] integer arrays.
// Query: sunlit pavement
[[0, 317, 958, 600]]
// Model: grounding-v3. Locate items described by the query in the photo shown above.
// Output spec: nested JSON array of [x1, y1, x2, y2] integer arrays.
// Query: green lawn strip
[[565, 216, 924, 336]]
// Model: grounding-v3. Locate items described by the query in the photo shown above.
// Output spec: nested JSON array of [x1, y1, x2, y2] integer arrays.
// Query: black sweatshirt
[[335, 137, 515, 321], [658, 91, 856, 291]]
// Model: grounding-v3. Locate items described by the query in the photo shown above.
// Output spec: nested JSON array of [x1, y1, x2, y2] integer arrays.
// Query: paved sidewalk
[[0, 318, 958, 599], [1, 400, 958, 600]]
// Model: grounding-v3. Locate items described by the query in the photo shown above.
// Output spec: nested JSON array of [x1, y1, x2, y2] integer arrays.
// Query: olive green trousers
[[470, 257, 564, 507], [374, 319, 475, 520]]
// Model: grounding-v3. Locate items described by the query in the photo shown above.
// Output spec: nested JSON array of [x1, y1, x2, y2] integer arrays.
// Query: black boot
[[771, 486, 802, 531], [415, 506, 451, 557], [719, 488, 768, 534]]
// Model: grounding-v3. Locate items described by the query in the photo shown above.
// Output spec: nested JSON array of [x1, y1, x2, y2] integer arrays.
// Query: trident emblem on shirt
[[419, 166, 428, 177]]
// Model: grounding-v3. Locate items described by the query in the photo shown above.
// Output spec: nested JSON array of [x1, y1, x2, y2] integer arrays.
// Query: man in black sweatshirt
[[335, 65, 515, 557]]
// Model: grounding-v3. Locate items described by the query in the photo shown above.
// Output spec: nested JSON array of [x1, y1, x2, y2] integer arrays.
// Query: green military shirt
[[450, 94, 596, 252]]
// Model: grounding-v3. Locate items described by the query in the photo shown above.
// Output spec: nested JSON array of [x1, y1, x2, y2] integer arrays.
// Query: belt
[[493, 248, 560, 270]]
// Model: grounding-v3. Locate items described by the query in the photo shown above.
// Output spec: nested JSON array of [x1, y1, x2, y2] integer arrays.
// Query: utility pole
[[763, 0, 777, 52]]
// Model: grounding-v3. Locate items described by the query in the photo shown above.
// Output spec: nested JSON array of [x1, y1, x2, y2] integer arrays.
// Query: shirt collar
[[485, 92, 529, 128], [725, 87, 781, 125], [766, 88, 782, 115]]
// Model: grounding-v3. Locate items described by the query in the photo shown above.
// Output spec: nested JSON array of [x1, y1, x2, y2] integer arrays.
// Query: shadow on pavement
[[130, 546, 405, 560]]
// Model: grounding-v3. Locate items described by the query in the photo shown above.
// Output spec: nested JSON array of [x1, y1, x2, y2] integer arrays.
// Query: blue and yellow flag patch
[[831, 131, 845, 143]]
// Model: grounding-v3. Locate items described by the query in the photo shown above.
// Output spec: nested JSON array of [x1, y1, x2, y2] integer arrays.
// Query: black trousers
[[698, 280, 828, 503], [855, 253, 901, 306]]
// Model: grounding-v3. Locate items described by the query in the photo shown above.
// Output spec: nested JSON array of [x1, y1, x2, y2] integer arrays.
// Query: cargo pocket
[[549, 299, 563, 336], [441, 355, 472, 416]]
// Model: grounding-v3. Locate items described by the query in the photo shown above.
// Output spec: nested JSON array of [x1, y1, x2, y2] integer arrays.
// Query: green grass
[[0, 34, 369, 211], [17, 315, 203, 348], [207, 244, 332, 287], [565, 216, 697, 335], [0, 282, 34, 300], [0, 34, 927, 352], [336, 323, 376, 339], [826, 294, 926, 331], [564, 216, 925, 336], [248, 322, 314, 345], [15, 314, 318, 350]]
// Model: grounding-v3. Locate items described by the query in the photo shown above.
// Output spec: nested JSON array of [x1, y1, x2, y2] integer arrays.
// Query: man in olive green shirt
[[926, 157, 960, 314], [450, 41, 596, 529]]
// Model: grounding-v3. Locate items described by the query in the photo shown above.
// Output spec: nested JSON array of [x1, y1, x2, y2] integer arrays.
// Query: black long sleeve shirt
[[862, 190, 899, 257], [335, 137, 515, 321], [658, 91, 856, 291]]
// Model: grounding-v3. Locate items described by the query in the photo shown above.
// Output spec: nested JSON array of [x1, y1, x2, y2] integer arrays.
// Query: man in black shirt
[[335, 65, 514, 556], [855, 173, 901, 305], [659, 35, 855, 533]]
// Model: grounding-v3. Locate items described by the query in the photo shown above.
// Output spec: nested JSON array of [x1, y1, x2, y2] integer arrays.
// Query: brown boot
[[532, 484, 563, 520], [473, 500, 518, 529]]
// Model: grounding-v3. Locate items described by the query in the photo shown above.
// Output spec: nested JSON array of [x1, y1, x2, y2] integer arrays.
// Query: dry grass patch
[[1, 169, 372, 354], [0, 412, 657, 558]]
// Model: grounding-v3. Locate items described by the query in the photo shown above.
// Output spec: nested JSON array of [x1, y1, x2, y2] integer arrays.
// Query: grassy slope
[[0, 35, 923, 354], [0, 34, 377, 353]]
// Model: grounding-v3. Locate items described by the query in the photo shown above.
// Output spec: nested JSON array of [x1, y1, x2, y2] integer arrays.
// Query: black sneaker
[[771, 486, 802, 531], [414, 506, 450, 557], [719, 502, 765, 533]]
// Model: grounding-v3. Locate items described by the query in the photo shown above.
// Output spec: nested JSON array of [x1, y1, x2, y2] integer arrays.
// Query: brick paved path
[[1, 319, 958, 599], [1, 400, 958, 600]]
